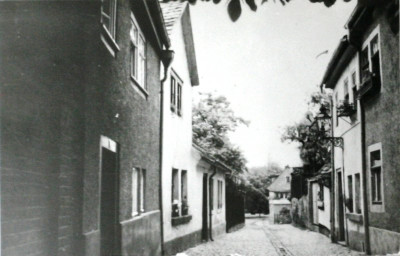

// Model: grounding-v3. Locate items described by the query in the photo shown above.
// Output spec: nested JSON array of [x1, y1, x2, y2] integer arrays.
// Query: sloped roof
[[159, 1, 188, 36], [268, 167, 293, 193], [192, 143, 233, 174], [160, 1, 200, 86]]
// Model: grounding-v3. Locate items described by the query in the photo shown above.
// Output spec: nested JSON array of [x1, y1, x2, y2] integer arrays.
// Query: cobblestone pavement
[[181, 216, 363, 256]]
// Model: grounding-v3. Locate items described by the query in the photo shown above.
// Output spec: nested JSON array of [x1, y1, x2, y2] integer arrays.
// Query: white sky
[[190, 0, 356, 168]]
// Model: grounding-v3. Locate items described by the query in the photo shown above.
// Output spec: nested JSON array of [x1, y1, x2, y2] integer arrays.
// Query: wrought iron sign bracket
[[325, 137, 343, 148]]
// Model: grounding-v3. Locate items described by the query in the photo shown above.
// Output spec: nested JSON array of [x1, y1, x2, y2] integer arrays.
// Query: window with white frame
[[132, 167, 146, 216], [130, 14, 146, 91], [347, 175, 354, 213], [170, 71, 183, 116], [370, 149, 382, 204], [355, 173, 361, 214], [217, 180, 223, 209], [101, 0, 117, 39], [351, 71, 358, 116], [343, 78, 349, 103], [361, 28, 381, 85], [181, 170, 188, 216], [335, 92, 339, 126]]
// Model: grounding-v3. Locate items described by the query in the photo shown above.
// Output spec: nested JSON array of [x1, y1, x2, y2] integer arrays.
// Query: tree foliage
[[192, 92, 249, 174], [281, 91, 331, 173], [162, 0, 352, 22], [244, 163, 283, 214]]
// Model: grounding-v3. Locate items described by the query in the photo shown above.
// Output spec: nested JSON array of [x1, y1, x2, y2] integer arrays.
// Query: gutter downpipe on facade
[[329, 95, 336, 243], [209, 165, 217, 241], [341, 145, 350, 246], [159, 49, 174, 255], [359, 96, 371, 255], [347, 36, 371, 255]]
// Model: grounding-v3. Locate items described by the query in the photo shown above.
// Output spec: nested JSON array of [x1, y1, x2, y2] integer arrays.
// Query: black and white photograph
[[1, 0, 399, 255]]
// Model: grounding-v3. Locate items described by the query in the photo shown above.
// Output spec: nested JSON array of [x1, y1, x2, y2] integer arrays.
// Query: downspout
[[341, 146, 350, 245], [348, 37, 371, 255], [360, 97, 371, 255], [329, 95, 336, 243], [159, 49, 174, 256], [209, 165, 217, 241]]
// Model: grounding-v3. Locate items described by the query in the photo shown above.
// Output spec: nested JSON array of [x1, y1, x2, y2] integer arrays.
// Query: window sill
[[130, 76, 148, 99], [346, 213, 363, 224], [171, 215, 192, 226], [101, 24, 120, 57]]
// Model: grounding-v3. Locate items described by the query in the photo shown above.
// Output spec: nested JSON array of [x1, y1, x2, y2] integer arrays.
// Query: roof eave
[[320, 36, 357, 90]]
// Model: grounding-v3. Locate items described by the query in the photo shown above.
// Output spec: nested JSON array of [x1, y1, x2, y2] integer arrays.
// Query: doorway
[[202, 173, 208, 241], [100, 145, 120, 256], [337, 171, 345, 241]]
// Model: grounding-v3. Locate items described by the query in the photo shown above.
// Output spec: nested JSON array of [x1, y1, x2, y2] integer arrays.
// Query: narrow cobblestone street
[[182, 216, 361, 256]]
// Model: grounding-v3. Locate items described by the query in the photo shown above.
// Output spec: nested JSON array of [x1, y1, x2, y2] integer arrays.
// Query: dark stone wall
[[1, 1, 163, 256], [0, 2, 90, 255], [362, 7, 400, 233], [121, 211, 162, 256], [163, 229, 202, 256]]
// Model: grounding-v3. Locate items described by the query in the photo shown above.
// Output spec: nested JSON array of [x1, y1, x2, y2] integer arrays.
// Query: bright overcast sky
[[190, 0, 357, 168]]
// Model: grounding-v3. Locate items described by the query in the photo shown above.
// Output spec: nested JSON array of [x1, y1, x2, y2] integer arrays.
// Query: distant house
[[268, 167, 293, 223], [1, 1, 171, 255]]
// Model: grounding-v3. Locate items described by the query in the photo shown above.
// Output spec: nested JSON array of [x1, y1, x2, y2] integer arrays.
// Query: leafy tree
[[281, 91, 331, 174], [244, 163, 283, 214], [192, 92, 249, 174], [162, 0, 353, 22]]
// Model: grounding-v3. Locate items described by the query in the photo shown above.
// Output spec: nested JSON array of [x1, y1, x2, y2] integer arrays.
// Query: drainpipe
[[341, 147, 350, 245], [209, 165, 217, 241], [329, 96, 336, 243], [159, 49, 174, 256], [359, 99, 371, 255]]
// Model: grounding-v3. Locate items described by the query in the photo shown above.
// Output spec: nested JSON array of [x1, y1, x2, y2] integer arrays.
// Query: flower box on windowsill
[[346, 213, 363, 224], [336, 100, 356, 117], [356, 72, 381, 101], [171, 215, 192, 226]]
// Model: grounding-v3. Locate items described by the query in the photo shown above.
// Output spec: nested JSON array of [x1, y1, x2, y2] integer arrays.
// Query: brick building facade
[[1, 1, 171, 255]]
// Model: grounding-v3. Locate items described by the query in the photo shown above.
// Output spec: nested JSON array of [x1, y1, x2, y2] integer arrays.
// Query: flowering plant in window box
[[181, 200, 189, 216], [172, 200, 179, 218], [357, 71, 381, 100], [336, 100, 356, 117]]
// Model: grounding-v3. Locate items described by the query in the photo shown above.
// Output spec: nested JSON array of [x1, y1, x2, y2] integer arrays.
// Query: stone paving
[[180, 215, 363, 256]]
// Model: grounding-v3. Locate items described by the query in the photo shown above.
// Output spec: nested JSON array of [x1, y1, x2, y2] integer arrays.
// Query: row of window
[[101, 0, 148, 92], [334, 30, 381, 127], [101, 0, 186, 111], [172, 169, 188, 217], [342, 144, 383, 215]]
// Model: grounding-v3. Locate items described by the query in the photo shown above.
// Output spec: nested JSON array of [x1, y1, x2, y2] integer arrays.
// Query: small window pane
[[355, 174, 361, 213], [130, 24, 138, 43], [130, 44, 137, 78], [140, 169, 145, 212], [371, 35, 379, 55], [132, 168, 139, 215]]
